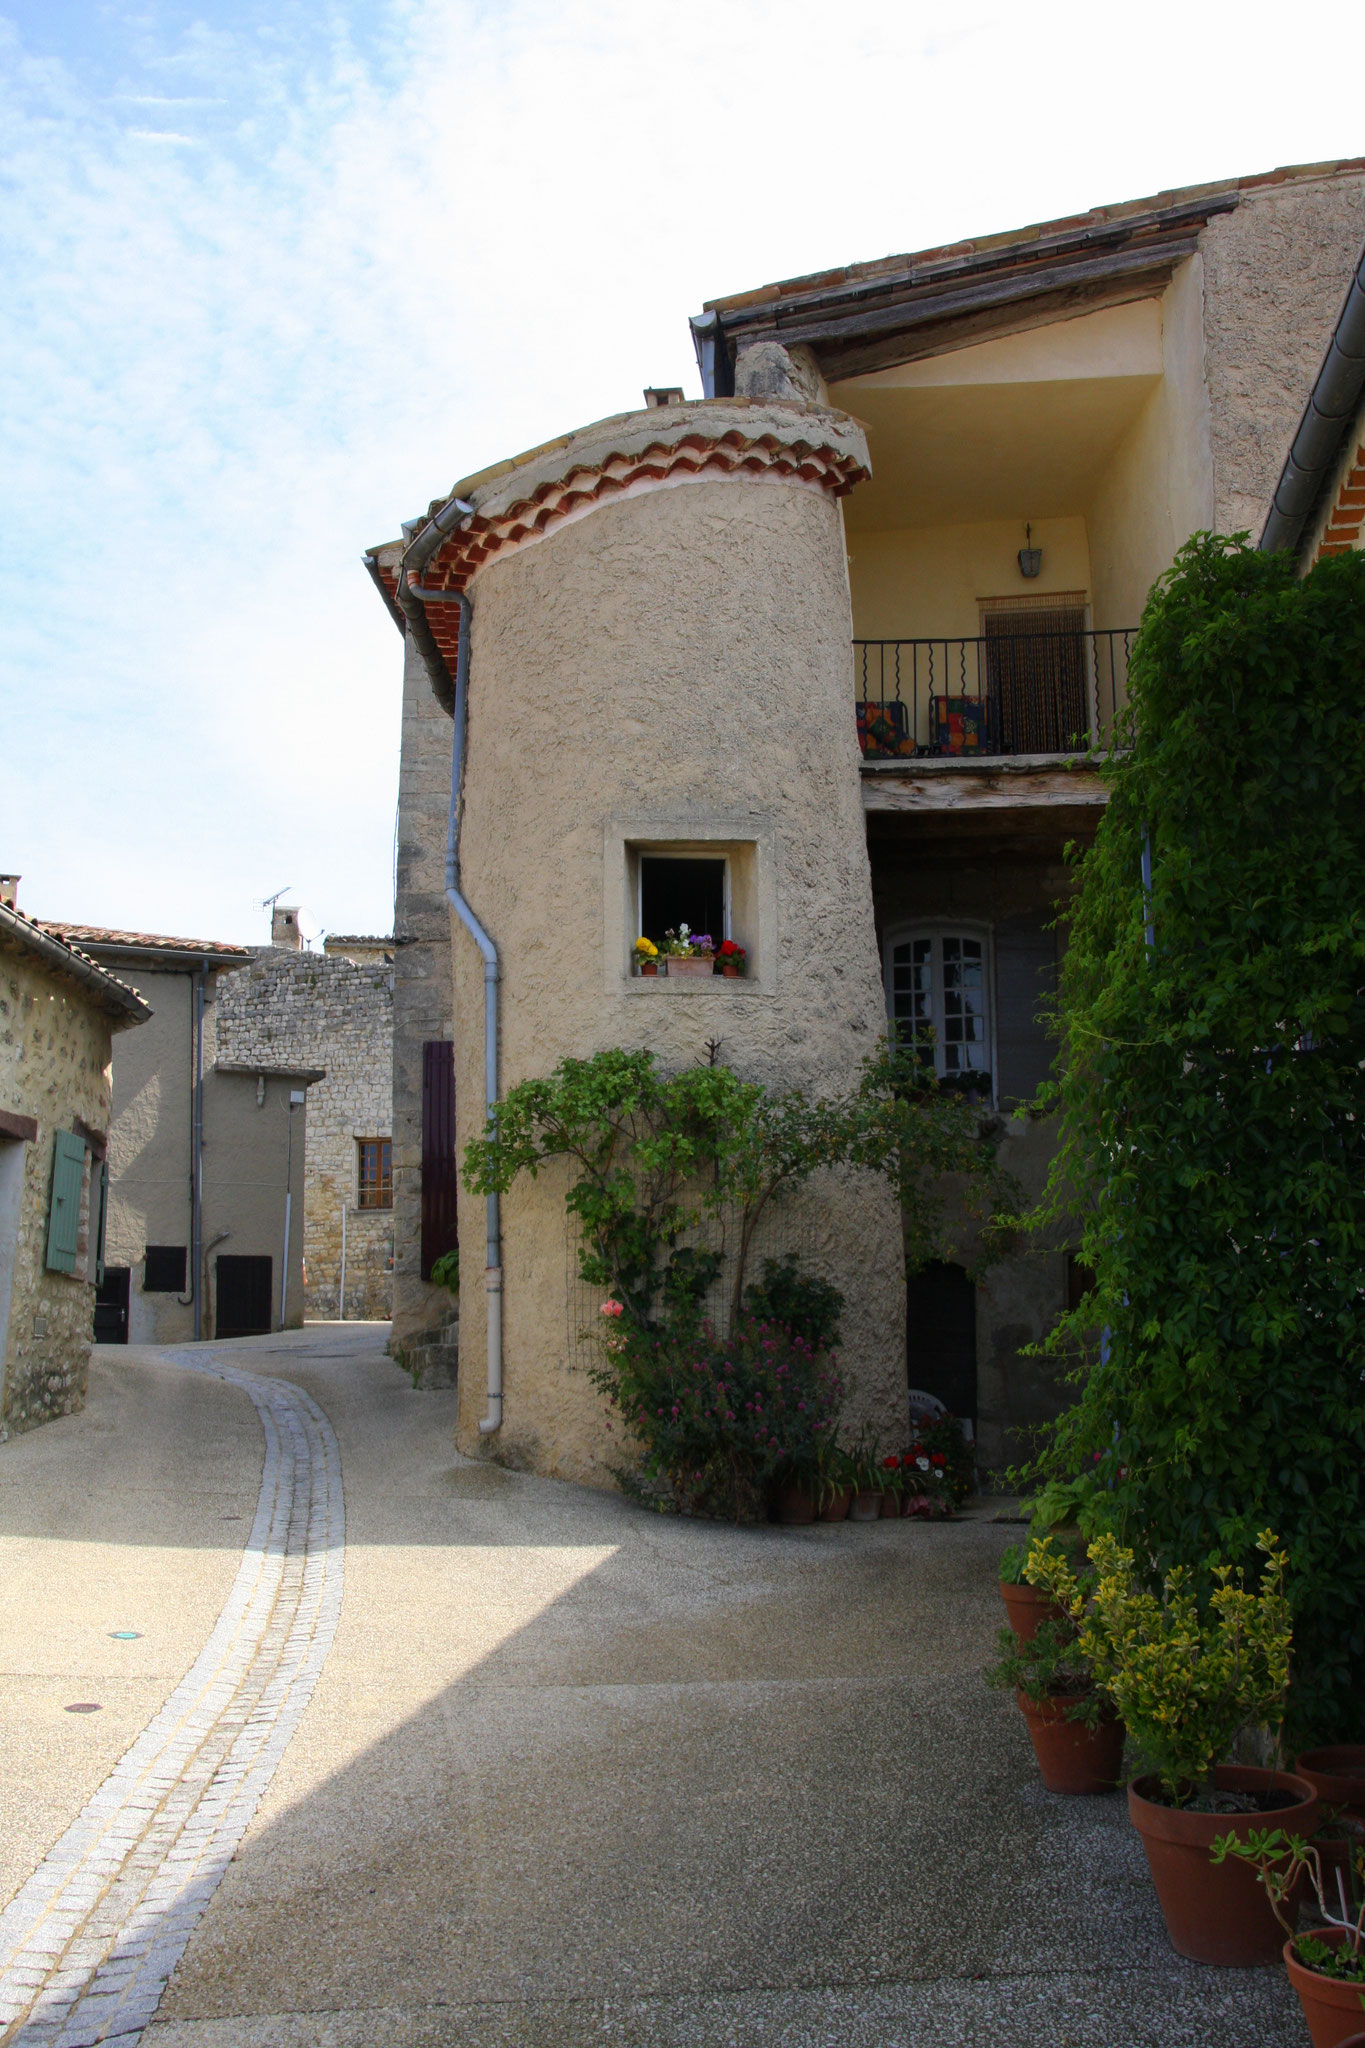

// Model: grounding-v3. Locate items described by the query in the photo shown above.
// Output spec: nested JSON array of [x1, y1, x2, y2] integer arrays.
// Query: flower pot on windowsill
[[666, 954, 715, 979], [720, 964, 744, 978], [1127, 1766, 1319, 1966], [1283, 1927, 1365, 2048], [636, 961, 658, 977], [1017, 1692, 1126, 1795]]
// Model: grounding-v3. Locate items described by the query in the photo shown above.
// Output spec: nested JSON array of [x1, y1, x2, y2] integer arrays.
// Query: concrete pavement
[[1, 1326, 1303, 2046]]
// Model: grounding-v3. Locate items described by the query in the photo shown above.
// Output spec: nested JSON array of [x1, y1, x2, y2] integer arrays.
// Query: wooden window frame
[[357, 1137, 393, 1212]]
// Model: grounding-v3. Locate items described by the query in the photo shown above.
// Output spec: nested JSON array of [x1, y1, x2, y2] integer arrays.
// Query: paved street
[[1, 1327, 1303, 2047]]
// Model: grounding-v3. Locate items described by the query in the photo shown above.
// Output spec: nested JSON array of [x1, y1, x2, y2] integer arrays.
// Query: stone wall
[[0, 946, 115, 1433], [391, 633, 457, 1354], [216, 948, 394, 1319]]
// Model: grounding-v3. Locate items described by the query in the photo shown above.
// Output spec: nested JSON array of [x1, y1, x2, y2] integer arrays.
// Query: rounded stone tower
[[418, 399, 907, 1480]]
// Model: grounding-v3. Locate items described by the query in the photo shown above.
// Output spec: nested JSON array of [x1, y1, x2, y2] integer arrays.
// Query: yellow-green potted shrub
[[1028, 1530, 1318, 1965]]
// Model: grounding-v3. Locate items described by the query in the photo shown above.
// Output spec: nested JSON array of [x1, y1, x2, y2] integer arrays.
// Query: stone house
[[40, 920, 319, 1344], [1262, 226, 1365, 567], [368, 158, 1365, 1485], [0, 889, 149, 1433], [214, 915, 395, 1322]]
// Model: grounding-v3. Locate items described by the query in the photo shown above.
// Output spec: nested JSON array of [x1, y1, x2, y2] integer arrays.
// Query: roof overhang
[[0, 907, 152, 1028]]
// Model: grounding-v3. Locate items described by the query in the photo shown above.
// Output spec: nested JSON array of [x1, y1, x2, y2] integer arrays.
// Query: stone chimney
[[0, 875, 18, 911], [272, 903, 303, 950]]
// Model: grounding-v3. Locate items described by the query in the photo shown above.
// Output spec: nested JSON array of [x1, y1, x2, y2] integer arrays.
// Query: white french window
[[884, 929, 993, 1097]]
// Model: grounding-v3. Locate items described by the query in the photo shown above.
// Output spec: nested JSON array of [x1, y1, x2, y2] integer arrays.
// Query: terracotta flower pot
[[776, 1487, 815, 1525], [1284, 1926, 1365, 2048], [666, 954, 715, 979], [817, 1488, 851, 1522], [1017, 1692, 1125, 1795], [720, 964, 744, 978], [999, 1579, 1066, 1644], [636, 960, 658, 976], [878, 1489, 902, 1518], [1128, 1765, 1319, 1966], [849, 1491, 880, 1522], [1297, 1748, 1365, 1822]]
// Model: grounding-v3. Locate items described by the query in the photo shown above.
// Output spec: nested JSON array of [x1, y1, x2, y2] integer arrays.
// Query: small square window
[[358, 1138, 392, 1210], [143, 1245, 187, 1293], [639, 856, 726, 950]]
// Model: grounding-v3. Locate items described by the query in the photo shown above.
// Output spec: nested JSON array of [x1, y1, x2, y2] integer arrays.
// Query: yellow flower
[[633, 937, 658, 957]]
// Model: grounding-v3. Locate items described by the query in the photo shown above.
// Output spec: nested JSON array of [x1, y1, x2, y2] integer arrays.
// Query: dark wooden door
[[905, 1260, 978, 1426], [93, 1267, 130, 1345], [421, 1040, 458, 1281], [216, 1255, 272, 1339]]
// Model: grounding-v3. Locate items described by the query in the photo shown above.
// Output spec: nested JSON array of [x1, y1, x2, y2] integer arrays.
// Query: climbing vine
[[1031, 533, 1365, 1742]]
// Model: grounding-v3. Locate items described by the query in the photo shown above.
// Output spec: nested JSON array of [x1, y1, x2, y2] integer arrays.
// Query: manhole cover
[[65, 1703, 102, 1714]]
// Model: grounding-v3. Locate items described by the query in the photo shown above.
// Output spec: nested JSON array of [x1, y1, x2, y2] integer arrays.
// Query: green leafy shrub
[[1028, 1529, 1292, 1805], [429, 1249, 459, 1294], [984, 1614, 1107, 1728], [1030, 535, 1365, 1742]]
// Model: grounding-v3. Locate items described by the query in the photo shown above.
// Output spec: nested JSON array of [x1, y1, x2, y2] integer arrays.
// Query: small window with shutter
[[45, 1130, 88, 1274]]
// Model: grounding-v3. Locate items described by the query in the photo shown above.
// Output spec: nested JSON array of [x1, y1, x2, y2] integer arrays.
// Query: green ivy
[[1032, 534, 1365, 1743]]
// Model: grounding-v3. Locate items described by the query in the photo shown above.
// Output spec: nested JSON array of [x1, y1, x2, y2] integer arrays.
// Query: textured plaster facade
[[216, 946, 394, 1320], [0, 945, 123, 1433], [444, 405, 906, 1483]]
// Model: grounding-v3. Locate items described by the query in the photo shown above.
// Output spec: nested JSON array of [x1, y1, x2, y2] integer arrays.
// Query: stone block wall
[[0, 948, 115, 1433], [216, 948, 394, 1319]]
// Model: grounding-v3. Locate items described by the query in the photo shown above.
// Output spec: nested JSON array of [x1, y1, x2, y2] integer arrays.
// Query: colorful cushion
[[856, 699, 912, 756], [930, 695, 990, 755]]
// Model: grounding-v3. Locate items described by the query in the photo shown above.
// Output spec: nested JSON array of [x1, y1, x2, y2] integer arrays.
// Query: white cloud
[[2, 0, 1363, 942]]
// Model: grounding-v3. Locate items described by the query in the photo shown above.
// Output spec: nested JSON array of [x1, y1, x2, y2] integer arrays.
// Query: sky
[[3, 1, 1365, 947]]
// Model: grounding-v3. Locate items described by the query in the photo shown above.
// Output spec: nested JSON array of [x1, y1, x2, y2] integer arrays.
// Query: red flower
[[881, 1455, 899, 1470], [930, 1452, 946, 1468]]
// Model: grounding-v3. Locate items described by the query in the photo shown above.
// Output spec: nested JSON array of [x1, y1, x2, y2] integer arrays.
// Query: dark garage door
[[216, 1255, 272, 1339]]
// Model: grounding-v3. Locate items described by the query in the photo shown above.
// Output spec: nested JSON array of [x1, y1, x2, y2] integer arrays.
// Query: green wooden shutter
[[92, 1156, 109, 1286], [45, 1130, 87, 1274]]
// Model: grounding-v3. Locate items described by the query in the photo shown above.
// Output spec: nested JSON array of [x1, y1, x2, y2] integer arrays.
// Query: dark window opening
[[421, 1040, 458, 1282], [905, 1259, 978, 1428], [1066, 1253, 1096, 1314], [216, 1255, 272, 1339], [639, 857, 726, 950], [357, 1138, 392, 1210], [143, 1244, 187, 1293], [94, 1267, 130, 1345]]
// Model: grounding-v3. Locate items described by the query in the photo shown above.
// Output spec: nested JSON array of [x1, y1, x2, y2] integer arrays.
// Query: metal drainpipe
[[1261, 243, 1365, 556], [395, 497, 503, 1434], [180, 962, 207, 1336], [442, 588, 503, 1433]]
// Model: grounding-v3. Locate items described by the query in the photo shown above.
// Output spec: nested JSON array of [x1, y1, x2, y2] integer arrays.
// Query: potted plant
[[815, 1441, 852, 1522], [661, 926, 715, 980], [847, 1430, 882, 1521], [999, 1542, 1066, 1643], [878, 1452, 904, 1517], [900, 1442, 955, 1519], [633, 936, 660, 977], [1210, 1826, 1365, 2045], [985, 1614, 1126, 1795], [716, 939, 747, 978], [772, 1446, 818, 1525], [1297, 1750, 1365, 1823], [1028, 1530, 1317, 1966]]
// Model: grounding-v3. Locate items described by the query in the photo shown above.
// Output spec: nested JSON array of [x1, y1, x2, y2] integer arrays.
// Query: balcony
[[854, 629, 1134, 761]]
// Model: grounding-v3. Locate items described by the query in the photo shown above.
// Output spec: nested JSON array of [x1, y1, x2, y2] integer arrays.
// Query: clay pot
[[1284, 1927, 1365, 2048], [849, 1491, 880, 1522], [878, 1489, 902, 1518], [1017, 1692, 1125, 1795], [636, 960, 658, 976], [720, 964, 744, 978], [817, 1488, 851, 1523], [666, 954, 715, 979], [999, 1579, 1066, 1644], [776, 1487, 815, 1525], [1128, 1766, 1319, 1966], [1297, 1748, 1365, 1821]]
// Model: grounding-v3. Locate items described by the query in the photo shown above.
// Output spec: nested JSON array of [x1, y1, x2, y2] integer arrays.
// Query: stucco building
[[370, 158, 1365, 1483], [215, 920, 395, 1321], [0, 891, 149, 1433], [41, 922, 320, 1344]]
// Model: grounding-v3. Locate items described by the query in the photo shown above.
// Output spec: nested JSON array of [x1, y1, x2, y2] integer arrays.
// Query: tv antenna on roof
[[258, 885, 292, 913]]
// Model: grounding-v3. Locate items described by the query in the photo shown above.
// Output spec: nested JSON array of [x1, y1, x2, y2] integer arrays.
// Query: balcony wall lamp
[[1018, 522, 1042, 578]]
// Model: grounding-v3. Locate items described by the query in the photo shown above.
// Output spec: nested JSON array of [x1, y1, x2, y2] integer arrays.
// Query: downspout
[[179, 962, 206, 1336], [396, 497, 503, 1434]]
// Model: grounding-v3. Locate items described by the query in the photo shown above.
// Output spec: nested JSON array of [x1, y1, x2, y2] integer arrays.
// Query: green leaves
[[1033, 534, 1365, 1744]]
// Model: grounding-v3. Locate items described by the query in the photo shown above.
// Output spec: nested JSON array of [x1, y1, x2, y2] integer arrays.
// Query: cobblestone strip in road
[[0, 1354, 345, 2048]]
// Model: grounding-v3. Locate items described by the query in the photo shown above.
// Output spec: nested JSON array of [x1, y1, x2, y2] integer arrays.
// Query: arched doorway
[[905, 1259, 977, 1430]]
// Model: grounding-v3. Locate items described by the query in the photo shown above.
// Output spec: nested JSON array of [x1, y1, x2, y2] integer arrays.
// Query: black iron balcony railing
[[854, 629, 1134, 760]]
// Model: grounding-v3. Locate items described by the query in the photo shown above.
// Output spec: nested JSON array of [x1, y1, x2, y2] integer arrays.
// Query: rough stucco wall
[[102, 963, 196, 1344], [216, 949, 394, 1319], [0, 946, 114, 1433], [1202, 172, 1365, 539], [1087, 258, 1215, 637], [451, 445, 907, 1486], [392, 633, 455, 1350], [199, 1069, 309, 1331]]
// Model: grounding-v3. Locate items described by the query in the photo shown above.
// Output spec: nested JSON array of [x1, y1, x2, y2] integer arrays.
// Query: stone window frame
[[603, 817, 778, 995]]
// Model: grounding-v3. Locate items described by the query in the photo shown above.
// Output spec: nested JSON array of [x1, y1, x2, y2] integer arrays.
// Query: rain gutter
[[1261, 240, 1365, 557]]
